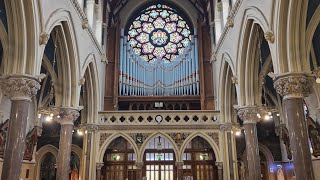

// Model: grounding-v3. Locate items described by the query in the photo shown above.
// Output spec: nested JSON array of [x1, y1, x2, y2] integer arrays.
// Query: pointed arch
[[139, 132, 179, 162], [98, 133, 139, 162], [0, 19, 8, 75], [179, 132, 221, 162], [80, 54, 100, 123], [34, 145, 59, 180]]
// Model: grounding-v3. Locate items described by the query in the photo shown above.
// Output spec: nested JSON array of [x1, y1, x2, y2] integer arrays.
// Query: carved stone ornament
[[0, 74, 41, 101], [96, 162, 104, 170], [39, 32, 50, 45], [135, 161, 144, 169], [54, 107, 80, 125], [167, 133, 191, 148], [176, 161, 184, 169], [273, 73, 314, 99], [237, 107, 261, 124], [226, 17, 234, 28], [101, 53, 108, 63], [264, 31, 275, 43], [220, 122, 233, 132], [85, 124, 99, 132], [82, 18, 89, 29], [231, 76, 238, 84], [99, 133, 112, 148], [78, 77, 86, 86], [207, 132, 219, 147], [215, 162, 223, 169], [129, 133, 152, 148], [210, 51, 217, 63]]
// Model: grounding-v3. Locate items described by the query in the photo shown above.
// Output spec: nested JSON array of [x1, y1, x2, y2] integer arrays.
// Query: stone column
[[96, 162, 104, 180], [215, 162, 223, 180], [86, 0, 96, 29], [274, 73, 315, 180], [176, 161, 184, 180], [237, 107, 261, 180], [135, 161, 143, 180], [84, 124, 98, 179], [220, 122, 235, 180], [56, 107, 80, 180], [0, 74, 41, 180]]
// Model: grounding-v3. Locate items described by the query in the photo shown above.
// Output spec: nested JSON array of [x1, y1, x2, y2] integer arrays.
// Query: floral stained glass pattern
[[128, 4, 191, 63]]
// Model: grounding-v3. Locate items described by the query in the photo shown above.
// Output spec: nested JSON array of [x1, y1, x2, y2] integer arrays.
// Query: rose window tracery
[[128, 4, 191, 63]]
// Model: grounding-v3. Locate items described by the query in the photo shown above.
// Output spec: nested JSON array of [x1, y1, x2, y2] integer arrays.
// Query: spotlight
[[45, 116, 52, 122], [257, 113, 261, 118], [264, 115, 271, 121], [316, 77, 320, 84], [38, 114, 41, 118], [276, 113, 280, 117], [77, 129, 83, 136], [235, 130, 242, 136]]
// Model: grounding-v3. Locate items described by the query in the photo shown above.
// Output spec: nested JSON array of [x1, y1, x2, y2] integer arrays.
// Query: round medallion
[[150, 29, 169, 47], [155, 115, 163, 124]]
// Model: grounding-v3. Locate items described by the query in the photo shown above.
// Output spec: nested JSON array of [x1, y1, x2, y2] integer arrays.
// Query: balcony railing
[[98, 110, 220, 125]]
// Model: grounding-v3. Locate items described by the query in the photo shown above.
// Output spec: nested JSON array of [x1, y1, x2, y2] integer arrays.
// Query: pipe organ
[[119, 30, 199, 96]]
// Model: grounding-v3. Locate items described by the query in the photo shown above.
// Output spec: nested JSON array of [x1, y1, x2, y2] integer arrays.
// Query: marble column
[[220, 122, 235, 180], [56, 107, 80, 180], [0, 74, 41, 180], [274, 73, 315, 180], [96, 162, 104, 180], [215, 162, 223, 180], [135, 161, 144, 179], [176, 161, 184, 180], [237, 107, 261, 180]]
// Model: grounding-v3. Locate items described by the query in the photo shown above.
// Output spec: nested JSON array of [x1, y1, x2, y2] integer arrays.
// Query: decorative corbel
[[210, 51, 217, 63], [79, 77, 86, 86], [231, 76, 238, 84], [82, 18, 89, 29], [39, 33, 50, 45], [264, 31, 275, 43], [101, 53, 108, 63], [226, 16, 234, 28]]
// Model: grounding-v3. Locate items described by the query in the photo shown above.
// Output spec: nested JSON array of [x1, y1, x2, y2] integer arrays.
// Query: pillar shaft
[[274, 73, 315, 180], [284, 98, 314, 179], [96, 163, 104, 180], [243, 122, 261, 180], [57, 123, 74, 180], [226, 131, 235, 180], [0, 75, 41, 180], [176, 161, 184, 180], [237, 107, 261, 180], [215, 162, 223, 180], [55, 108, 80, 180]]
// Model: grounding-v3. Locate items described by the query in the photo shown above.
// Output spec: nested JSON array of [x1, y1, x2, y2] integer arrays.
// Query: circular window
[[127, 4, 192, 63]]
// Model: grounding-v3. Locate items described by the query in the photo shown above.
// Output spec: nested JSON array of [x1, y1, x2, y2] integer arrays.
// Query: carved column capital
[[176, 161, 184, 169], [274, 73, 314, 99], [237, 106, 260, 124], [220, 122, 233, 132], [39, 32, 50, 45], [215, 162, 223, 170], [226, 16, 234, 28], [96, 162, 104, 170], [54, 107, 80, 125], [135, 162, 144, 169], [0, 74, 42, 101], [85, 124, 99, 132]]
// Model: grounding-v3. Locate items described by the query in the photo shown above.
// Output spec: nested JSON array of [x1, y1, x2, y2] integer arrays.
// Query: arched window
[[119, 3, 199, 96], [40, 153, 56, 180]]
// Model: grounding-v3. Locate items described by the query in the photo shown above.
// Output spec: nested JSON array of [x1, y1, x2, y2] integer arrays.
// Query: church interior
[[0, 0, 319, 180]]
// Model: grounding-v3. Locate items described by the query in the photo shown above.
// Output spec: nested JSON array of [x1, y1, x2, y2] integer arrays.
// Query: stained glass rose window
[[128, 4, 191, 63]]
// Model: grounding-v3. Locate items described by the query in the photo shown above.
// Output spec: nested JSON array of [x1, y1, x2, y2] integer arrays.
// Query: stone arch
[[258, 143, 274, 165], [179, 132, 221, 162], [34, 145, 59, 180], [98, 133, 139, 163], [80, 54, 100, 123], [219, 56, 239, 123], [237, 16, 274, 106], [139, 132, 180, 162], [0, 19, 7, 75], [306, 5, 320, 55], [38, 9, 80, 107]]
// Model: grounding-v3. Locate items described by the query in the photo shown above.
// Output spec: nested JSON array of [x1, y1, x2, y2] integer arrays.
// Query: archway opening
[[40, 152, 57, 180], [143, 135, 176, 180], [102, 137, 137, 180], [182, 136, 217, 179]]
